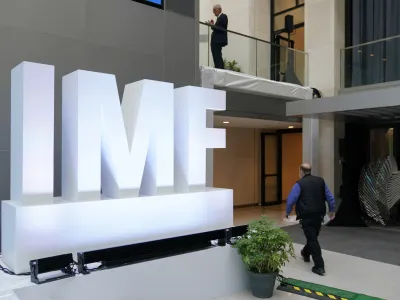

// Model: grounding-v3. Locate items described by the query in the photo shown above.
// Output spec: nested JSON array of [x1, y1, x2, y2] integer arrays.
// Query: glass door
[[260, 133, 281, 206], [271, 35, 294, 82]]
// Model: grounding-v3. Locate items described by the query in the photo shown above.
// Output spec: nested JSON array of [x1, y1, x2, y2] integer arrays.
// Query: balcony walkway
[[200, 66, 313, 100]]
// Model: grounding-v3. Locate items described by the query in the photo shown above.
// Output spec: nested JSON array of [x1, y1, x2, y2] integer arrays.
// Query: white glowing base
[[1, 188, 233, 274]]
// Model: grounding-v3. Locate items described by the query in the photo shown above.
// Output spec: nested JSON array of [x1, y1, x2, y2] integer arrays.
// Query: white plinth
[[13, 246, 248, 300], [1, 188, 233, 274]]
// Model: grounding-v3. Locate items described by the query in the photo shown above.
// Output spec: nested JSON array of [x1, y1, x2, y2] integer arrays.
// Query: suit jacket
[[211, 13, 228, 47]]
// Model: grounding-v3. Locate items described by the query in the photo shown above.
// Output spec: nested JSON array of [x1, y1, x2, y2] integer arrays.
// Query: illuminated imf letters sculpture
[[1, 62, 233, 274]]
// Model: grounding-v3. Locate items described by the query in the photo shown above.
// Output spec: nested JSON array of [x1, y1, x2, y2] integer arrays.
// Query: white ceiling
[[214, 116, 302, 129]]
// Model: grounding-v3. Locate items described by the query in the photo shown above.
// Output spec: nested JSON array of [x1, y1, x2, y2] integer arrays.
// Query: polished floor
[[217, 244, 400, 300], [285, 224, 400, 266], [1, 205, 398, 299], [229, 205, 400, 299], [233, 204, 299, 227], [2, 243, 399, 300]]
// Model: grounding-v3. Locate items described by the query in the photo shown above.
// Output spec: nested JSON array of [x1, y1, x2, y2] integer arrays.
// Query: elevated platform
[[286, 81, 400, 119], [200, 66, 313, 100], [4, 247, 249, 300], [1, 188, 233, 274], [2, 243, 398, 300]]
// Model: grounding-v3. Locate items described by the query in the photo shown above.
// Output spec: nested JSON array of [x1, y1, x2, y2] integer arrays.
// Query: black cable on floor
[[0, 254, 29, 276], [0, 264, 30, 276], [276, 274, 285, 282]]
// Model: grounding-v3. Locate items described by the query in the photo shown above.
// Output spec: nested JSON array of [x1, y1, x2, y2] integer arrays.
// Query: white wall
[[213, 128, 260, 206], [199, 0, 270, 77]]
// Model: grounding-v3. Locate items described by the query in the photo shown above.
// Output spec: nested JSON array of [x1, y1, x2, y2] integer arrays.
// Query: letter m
[[62, 71, 174, 201]]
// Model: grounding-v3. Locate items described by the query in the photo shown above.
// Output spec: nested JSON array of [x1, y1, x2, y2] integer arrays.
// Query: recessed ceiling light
[[288, 126, 294, 129], [223, 121, 230, 124], [370, 53, 374, 57]]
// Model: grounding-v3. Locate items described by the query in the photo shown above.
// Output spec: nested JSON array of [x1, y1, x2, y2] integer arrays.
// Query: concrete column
[[303, 0, 345, 193], [319, 114, 335, 191], [302, 116, 320, 176]]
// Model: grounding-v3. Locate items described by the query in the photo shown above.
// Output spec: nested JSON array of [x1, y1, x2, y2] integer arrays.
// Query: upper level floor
[[342, 35, 400, 90], [199, 21, 309, 87], [199, 0, 400, 92], [200, 21, 400, 93]]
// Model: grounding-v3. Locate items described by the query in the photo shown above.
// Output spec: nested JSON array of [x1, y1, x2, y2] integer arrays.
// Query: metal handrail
[[199, 21, 307, 55], [342, 34, 400, 51]]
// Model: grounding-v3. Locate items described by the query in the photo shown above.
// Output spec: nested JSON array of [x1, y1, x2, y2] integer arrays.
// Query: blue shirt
[[286, 183, 335, 216]]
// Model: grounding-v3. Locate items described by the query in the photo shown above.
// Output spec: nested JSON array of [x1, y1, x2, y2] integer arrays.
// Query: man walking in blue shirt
[[286, 163, 335, 276]]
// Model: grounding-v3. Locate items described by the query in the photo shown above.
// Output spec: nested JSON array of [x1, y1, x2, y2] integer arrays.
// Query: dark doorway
[[260, 133, 281, 206], [260, 129, 302, 206]]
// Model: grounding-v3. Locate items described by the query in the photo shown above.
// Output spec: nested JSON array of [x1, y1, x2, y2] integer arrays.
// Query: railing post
[[207, 26, 210, 67], [304, 52, 309, 86], [256, 41, 258, 76], [340, 48, 345, 89]]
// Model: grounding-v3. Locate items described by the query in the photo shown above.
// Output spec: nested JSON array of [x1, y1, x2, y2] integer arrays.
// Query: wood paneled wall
[[213, 128, 302, 206]]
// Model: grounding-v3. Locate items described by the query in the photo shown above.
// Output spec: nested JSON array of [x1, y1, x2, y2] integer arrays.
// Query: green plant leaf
[[232, 216, 296, 274], [223, 59, 242, 73]]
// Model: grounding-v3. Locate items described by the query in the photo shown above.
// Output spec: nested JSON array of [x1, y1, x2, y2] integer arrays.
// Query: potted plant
[[232, 216, 295, 298], [223, 59, 242, 72]]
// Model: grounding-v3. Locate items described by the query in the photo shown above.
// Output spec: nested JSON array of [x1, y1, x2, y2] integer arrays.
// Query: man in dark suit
[[208, 5, 228, 69]]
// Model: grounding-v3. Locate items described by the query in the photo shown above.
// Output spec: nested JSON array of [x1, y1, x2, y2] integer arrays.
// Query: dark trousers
[[211, 43, 224, 69], [301, 216, 324, 268]]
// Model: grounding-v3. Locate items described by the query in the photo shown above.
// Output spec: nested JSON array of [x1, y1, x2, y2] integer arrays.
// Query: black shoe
[[301, 250, 310, 263], [312, 267, 326, 276]]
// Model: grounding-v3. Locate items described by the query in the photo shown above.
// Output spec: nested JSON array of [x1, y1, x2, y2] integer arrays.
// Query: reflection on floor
[[2, 243, 399, 300], [217, 243, 400, 300], [234, 204, 298, 227], [2, 204, 399, 300], [230, 205, 400, 299], [285, 224, 400, 266]]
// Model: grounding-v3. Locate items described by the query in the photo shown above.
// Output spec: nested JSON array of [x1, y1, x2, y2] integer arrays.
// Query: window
[[274, 6, 304, 30], [273, 0, 297, 13], [270, 0, 306, 84]]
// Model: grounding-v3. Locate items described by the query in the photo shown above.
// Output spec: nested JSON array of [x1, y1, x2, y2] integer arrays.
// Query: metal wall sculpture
[[359, 156, 400, 225]]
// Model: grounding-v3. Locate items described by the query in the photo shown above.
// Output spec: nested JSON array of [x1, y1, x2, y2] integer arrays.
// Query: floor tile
[[2, 205, 398, 300], [220, 243, 400, 300], [234, 204, 299, 227]]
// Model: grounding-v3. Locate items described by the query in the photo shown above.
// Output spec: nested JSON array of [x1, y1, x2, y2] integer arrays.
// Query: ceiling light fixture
[[223, 121, 230, 124], [288, 126, 294, 129]]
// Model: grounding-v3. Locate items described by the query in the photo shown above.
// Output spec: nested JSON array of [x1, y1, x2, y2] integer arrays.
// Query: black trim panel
[[132, 0, 164, 9]]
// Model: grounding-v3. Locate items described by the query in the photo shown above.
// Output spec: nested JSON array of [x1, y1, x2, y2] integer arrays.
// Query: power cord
[[0, 254, 77, 276], [81, 263, 105, 273], [276, 274, 285, 283], [0, 262, 30, 276], [61, 261, 79, 276]]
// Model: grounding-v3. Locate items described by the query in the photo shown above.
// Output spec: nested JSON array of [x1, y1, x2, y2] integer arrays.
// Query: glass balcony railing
[[341, 34, 400, 89], [199, 22, 309, 86]]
